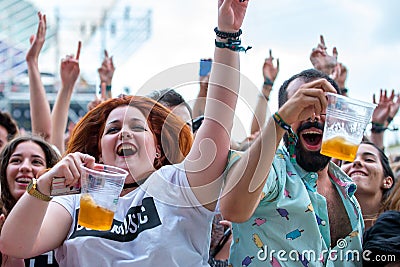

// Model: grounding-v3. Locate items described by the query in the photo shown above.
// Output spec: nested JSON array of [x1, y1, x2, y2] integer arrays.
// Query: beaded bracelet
[[215, 39, 252, 53], [214, 27, 242, 39], [273, 112, 295, 135]]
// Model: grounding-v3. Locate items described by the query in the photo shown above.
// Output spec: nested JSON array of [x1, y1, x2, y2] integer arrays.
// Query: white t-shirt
[[52, 163, 215, 267]]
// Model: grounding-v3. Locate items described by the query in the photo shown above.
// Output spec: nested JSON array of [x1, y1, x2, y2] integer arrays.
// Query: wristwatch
[[27, 178, 52, 202]]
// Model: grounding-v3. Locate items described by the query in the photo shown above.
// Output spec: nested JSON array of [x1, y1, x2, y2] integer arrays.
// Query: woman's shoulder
[[151, 162, 187, 185]]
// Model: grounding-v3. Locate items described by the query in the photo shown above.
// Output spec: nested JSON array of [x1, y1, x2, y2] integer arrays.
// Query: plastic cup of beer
[[320, 93, 376, 162], [78, 164, 128, 231]]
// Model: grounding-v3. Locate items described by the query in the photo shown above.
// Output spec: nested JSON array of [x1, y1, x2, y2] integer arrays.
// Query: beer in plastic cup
[[320, 93, 376, 162], [78, 164, 128, 231]]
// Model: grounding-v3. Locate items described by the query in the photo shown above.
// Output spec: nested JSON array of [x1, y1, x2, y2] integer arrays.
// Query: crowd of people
[[0, 0, 399, 266]]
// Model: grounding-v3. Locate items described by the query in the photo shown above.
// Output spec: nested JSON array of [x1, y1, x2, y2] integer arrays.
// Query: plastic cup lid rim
[[326, 92, 377, 109], [80, 163, 129, 177]]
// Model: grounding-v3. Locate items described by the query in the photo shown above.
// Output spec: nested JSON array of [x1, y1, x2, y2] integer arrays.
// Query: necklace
[[123, 182, 139, 189]]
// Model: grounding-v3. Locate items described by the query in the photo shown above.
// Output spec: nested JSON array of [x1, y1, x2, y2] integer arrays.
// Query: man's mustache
[[297, 121, 324, 133]]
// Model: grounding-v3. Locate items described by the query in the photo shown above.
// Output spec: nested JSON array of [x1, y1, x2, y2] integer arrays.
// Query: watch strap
[[27, 178, 52, 202]]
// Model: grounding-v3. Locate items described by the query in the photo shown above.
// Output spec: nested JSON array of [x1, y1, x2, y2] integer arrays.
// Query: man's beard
[[284, 121, 331, 172]]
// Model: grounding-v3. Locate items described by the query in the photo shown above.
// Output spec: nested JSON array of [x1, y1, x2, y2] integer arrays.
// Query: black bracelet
[[372, 122, 384, 127], [371, 125, 387, 133], [214, 27, 242, 39], [215, 39, 252, 53], [371, 122, 387, 133]]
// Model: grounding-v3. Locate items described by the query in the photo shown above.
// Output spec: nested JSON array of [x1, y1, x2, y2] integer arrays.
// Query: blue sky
[[32, 0, 400, 145]]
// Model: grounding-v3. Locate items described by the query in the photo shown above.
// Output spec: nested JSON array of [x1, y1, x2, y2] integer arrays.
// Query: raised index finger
[[320, 35, 326, 47], [75, 41, 82, 60]]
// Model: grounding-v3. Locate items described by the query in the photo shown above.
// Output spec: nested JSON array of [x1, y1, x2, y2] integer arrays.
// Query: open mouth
[[117, 144, 137, 157], [300, 129, 323, 151]]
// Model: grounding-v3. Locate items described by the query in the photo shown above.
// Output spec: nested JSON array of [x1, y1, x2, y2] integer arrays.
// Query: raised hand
[[262, 49, 279, 82], [218, 0, 249, 32], [372, 89, 392, 125], [60, 41, 81, 89], [26, 12, 46, 63], [27, 12, 52, 141], [43, 152, 95, 193], [278, 79, 337, 125], [97, 49, 115, 85], [310, 35, 338, 75]]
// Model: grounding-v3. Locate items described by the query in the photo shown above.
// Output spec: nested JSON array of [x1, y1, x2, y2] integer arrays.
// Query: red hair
[[66, 95, 193, 168]]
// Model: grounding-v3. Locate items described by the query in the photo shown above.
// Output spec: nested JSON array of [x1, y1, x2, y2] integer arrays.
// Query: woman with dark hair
[[341, 141, 395, 229], [0, 135, 61, 266], [0, 1, 249, 265]]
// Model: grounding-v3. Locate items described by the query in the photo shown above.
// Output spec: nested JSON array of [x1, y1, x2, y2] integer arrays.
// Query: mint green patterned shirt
[[228, 146, 364, 267]]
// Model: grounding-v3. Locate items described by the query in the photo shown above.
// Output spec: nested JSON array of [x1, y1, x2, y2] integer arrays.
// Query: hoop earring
[[155, 152, 161, 159]]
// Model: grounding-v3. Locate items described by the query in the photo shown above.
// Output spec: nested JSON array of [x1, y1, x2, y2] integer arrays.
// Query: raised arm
[[0, 153, 94, 258], [335, 63, 348, 95], [370, 89, 399, 150], [27, 12, 51, 141], [250, 49, 279, 134], [97, 50, 115, 99], [221, 79, 337, 222], [193, 59, 212, 118], [51, 41, 81, 154], [185, 0, 249, 210]]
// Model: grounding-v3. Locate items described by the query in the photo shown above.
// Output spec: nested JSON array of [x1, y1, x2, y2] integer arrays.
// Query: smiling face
[[100, 106, 158, 183], [6, 141, 47, 200], [341, 143, 388, 198], [285, 78, 331, 172]]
